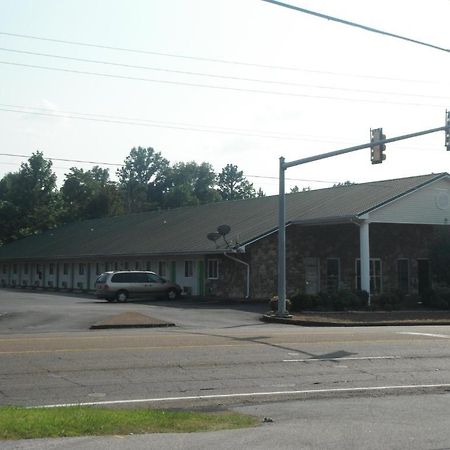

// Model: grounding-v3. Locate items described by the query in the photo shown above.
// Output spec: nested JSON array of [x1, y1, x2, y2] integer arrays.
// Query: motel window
[[124, 261, 129, 270], [356, 259, 382, 294], [185, 261, 193, 278], [397, 259, 409, 293], [326, 258, 340, 293], [79, 263, 85, 275], [146, 261, 152, 271], [135, 261, 140, 270], [114, 262, 118, 271], [49, 264, 54, 275], [207, 259, 219, 279], [63, 263, 69, 275], [13, 264, 17, 275], [96, 263, 101, 275]]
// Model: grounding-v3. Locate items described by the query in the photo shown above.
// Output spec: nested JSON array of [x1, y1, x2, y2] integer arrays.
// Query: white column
[[359, 220, 371, 302]]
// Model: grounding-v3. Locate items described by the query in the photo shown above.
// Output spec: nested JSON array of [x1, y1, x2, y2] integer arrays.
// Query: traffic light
[[370, 128, 386, 164], [446, 110, 450, 151]]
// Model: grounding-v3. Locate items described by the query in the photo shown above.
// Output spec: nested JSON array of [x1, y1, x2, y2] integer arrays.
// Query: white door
[[304, 257, 320, 294]]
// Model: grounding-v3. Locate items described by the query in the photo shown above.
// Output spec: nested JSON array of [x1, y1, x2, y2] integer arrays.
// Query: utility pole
[[276, 121, 450, 317]]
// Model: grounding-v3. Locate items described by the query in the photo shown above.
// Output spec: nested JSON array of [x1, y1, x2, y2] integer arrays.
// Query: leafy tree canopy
[[0, 151, 59, 243], [117, 147, 170, 213], [61, 166, 123, 221], [217, 164, 256, 201]]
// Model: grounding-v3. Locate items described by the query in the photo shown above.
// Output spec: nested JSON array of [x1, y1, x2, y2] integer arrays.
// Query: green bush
[[421, 285, 450, 309], [375, 291, 402, 311], [290, 289, 369, 312], [289, 292, 317, 311]]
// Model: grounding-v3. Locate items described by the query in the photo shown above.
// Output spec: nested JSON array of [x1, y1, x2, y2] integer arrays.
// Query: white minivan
[[95, 271, 182, 302]]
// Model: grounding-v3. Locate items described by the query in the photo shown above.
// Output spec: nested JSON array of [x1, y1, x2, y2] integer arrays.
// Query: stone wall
[[208, 223, 449, 300], [204, 254, 250, 299]]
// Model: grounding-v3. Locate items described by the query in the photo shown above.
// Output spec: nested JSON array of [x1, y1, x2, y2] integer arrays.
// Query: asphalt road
[[2, 289, 450, 449]]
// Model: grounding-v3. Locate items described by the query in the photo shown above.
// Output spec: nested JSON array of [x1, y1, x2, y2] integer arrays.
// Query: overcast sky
[[0, 0, 449, 194]]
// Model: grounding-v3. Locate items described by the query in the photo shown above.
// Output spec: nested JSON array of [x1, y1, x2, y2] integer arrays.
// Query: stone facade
[[207, 223, 449, 300]]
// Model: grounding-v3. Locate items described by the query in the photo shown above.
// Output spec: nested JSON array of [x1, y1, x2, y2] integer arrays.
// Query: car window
[[96, 273, 108, 283], [148, 273, 164, 283], [134, 272, 149, 283], [111, 273, 132, 283], [111, 272, 151, 283]]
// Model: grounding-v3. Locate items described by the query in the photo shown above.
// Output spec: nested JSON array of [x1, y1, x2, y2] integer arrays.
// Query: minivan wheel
[[167, 289, 178, 300], [116, 290, 129, 302]]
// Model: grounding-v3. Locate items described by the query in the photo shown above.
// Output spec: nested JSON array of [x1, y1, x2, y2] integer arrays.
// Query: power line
[[0, 31, 441, 85], [1, 104, 446, 151], [1, 104, 446, 150], [0, 47, 445, 100], [261, 0, 450, 54], [0, 104, 351, 143], [0, 152, 121, 167], [0, 60, 445, 108], [0, 152, 337, 184]]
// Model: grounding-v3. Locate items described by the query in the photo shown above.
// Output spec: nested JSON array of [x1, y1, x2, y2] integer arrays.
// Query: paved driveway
[[0, 289, 268, 333]]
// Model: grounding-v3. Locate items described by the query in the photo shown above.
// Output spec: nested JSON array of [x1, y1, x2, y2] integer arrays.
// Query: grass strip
[[0, 406, 259, 440]]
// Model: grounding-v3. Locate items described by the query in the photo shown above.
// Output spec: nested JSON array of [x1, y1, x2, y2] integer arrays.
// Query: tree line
[[0, 147, 262, 245]]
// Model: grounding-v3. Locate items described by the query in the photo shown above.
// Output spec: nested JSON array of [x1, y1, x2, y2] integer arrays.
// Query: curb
[[90, 323, 175, 329], [261, 314, 450, 327]]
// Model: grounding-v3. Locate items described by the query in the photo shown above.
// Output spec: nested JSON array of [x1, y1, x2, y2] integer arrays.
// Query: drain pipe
[[223, 252, 250, 299]]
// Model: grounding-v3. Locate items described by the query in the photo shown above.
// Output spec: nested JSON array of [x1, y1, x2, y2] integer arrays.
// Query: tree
[[333, 181, 354, 187], [290, 185, 310, 193], [0, 151, 59, 243], [217, 164, 256, 201], [61, 166, 123, 221], [256, 187, 265, 197], [0, 173, 23, 244], [117, 147, 170, 213], [163, 161, 220, 208]]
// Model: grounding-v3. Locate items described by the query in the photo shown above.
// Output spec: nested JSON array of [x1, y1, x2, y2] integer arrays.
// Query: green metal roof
[[0, 172, 447, 261]]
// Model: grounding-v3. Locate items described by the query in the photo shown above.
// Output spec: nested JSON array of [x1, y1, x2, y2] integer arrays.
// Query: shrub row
[[283, 285, 450, 312]]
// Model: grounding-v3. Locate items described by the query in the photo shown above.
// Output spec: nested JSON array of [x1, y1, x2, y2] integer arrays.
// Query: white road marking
[[398, 332, 450, 339], [283, 356, 398, 362], [33, 383, 450, 409]]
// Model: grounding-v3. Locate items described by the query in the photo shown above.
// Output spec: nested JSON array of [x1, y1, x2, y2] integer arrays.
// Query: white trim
[[207, 259, 219, 279], [34, 383, 450, 409]]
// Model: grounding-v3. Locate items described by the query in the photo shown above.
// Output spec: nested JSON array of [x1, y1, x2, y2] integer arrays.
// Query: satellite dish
[[217, 224, 231, 236], [207, 232, 221, 242]]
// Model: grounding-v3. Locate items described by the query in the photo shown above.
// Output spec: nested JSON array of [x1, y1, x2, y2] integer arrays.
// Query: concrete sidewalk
[[262, 310, 450, 326]]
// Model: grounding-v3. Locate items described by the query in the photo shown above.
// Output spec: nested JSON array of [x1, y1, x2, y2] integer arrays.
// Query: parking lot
[[0, 288, 268, 334]]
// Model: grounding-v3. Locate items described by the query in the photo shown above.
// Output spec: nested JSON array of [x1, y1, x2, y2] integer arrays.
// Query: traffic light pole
[[277, 123, 450, 317]]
